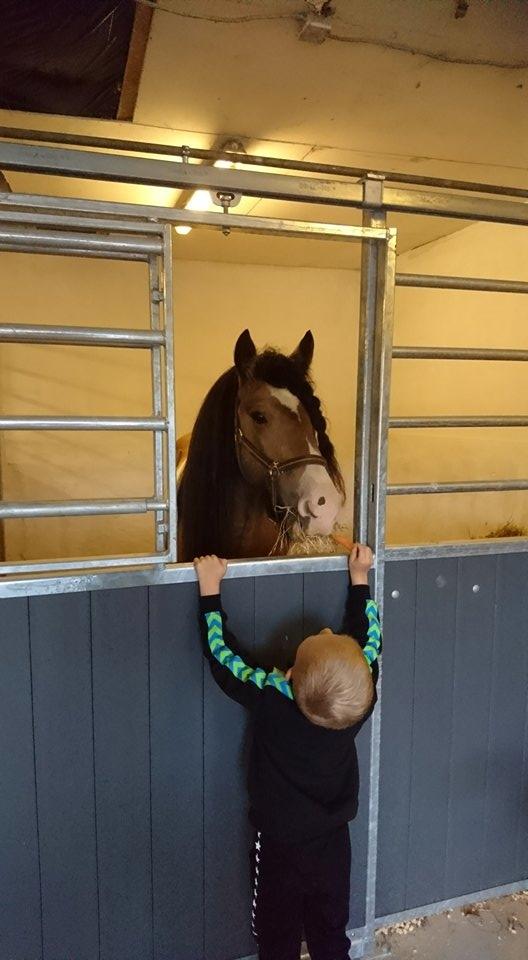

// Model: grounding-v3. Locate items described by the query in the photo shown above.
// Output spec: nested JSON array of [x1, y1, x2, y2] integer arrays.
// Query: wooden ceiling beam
[[117, 1, 155, 122]]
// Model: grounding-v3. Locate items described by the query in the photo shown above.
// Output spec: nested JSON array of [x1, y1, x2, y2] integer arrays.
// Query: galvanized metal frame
[[363, 211, 398, 960], [0, 211, 177, 573], [4, 123, 528, 199], [3, 138, 528, 224], [389, 268, 528, 559], [0, 193, 394, 579]]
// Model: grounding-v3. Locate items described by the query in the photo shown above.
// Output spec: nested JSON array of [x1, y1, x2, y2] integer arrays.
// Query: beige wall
[[2, 222, 527, 563], [173, 257, 360, 515], [389, 221, 528, 543], [0, 253, 154, 561]]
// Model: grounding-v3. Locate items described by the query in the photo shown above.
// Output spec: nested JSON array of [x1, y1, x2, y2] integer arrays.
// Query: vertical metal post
[[149, 255, 166, 552], [162, 224, 178, 562], [359, 181, 397, 958], [0, 344, 5, 560], [354, 175, 386, 543], [0, 437, 5, 561], [368, 232, 397, 566]]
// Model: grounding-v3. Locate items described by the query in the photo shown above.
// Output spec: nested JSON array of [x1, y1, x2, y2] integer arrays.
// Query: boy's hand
[[194, 555, 228, 596], [348, 543, 373, 585]]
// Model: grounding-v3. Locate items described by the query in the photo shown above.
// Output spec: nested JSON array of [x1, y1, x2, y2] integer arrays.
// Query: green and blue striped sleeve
[[199, 597, 293, 709], [362, 600, 382, 669], [342, 584, 382, 674]]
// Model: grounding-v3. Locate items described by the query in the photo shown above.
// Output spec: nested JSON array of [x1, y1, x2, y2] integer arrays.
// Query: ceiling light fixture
[[175, 140, 246, 236]]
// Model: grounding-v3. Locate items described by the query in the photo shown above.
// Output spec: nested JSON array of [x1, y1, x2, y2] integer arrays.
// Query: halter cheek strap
[[234, 417, 328, 519]]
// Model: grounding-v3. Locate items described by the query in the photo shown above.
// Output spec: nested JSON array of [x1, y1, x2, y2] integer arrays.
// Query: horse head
[[178, 330, 344, 560], [233, 329, 344, 539]]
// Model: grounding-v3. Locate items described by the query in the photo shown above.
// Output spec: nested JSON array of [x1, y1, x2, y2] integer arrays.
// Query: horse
[[177, 329, 345, 561]]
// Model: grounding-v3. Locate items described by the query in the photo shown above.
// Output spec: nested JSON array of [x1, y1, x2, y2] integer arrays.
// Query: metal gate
[[0, 212, 177, 573]]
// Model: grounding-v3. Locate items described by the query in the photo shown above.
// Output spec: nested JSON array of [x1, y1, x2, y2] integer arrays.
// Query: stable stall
[[0, 132, 527, 960]]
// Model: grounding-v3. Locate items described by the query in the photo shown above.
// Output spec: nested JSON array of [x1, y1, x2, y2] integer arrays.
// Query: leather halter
[[235, 415, 328, 518]]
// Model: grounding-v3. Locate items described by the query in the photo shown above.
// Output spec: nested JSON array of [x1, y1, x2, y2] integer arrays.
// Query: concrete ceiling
[[136, 0, 528, 172], [1, 0, 527, 268]]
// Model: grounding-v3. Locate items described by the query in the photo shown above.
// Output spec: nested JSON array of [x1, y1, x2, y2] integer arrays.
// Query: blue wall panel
[[204, 576, 256, 960], [30, 592, 99, 960], [376, 560, 417, 917], [91, 587, 153, 960], [0, 598, 41, 960], [2, 556, 528, 959], [149, 582, 204, 960]]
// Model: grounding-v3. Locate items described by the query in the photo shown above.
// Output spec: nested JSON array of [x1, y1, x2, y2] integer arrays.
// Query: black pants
[[251, 826, 351, 960]]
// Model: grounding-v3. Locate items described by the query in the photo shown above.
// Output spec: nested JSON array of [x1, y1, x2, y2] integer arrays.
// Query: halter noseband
[[235, 416, 328, 518]]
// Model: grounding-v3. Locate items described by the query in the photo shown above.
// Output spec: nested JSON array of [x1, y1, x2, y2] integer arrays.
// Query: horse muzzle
[[295, 466, 342, 535]]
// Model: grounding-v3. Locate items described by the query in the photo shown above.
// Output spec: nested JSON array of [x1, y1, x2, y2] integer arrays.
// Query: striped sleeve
[[205, 610, 294, 701], [362, 600, 382, 669]]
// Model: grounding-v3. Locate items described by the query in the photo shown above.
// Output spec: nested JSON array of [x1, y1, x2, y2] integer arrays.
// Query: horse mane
[[178, 367, 239, 560], [178, 349, 344, 560]]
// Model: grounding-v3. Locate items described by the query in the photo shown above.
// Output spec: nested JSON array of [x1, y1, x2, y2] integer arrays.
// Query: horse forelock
[[253, 351, 344, 496]]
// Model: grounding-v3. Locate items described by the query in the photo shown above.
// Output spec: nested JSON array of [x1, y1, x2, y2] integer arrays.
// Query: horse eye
[[250, 411, 267, 425]]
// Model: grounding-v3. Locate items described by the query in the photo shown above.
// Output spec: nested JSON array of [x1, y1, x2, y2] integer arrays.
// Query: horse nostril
[[318, 496, 326, 506]]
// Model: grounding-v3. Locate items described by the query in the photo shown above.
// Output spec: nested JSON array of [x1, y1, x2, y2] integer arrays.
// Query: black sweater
[[199, 584, 381, 843]]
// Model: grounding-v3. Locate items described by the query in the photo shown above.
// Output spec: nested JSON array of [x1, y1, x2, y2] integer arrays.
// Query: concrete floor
[[375, 891, 528, 960]]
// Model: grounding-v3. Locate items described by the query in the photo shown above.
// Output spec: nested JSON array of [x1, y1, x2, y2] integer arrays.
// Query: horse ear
[[290, 330, 314, 374], [234, 329, 257, 377]]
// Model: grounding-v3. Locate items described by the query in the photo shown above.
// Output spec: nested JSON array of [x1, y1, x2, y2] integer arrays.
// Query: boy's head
[[288, 629, 373, 730]]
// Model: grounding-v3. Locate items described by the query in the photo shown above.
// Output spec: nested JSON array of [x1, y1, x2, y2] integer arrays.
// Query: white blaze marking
[[268, 387, 300, 418]]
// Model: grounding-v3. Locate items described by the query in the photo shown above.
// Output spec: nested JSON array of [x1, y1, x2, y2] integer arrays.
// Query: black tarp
[[0, 0, 136, 119]]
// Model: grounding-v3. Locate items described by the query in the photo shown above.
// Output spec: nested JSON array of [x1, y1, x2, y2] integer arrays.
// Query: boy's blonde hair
[[292, 634, 374, 730]]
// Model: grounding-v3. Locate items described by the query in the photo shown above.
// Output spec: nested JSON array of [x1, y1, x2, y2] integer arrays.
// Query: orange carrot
[[332, 532, 355, 552]]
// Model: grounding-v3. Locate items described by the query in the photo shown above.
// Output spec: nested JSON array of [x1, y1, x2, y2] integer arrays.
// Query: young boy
[[195, 545, 381, 960]]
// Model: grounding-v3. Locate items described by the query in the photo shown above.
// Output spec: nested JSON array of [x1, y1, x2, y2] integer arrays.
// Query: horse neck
[[226, 476, 284, 559], [179, 370, 288, 560]]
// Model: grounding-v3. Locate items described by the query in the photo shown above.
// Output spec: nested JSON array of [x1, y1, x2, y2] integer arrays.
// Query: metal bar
[[354, 177, 385, 543], [386, 538, 528, 560], [149, 255, 166, 553], [363, 230, 397, 958], [2, 125, 528, 199], [369, 234, 398, 558], [0, 140, 367, 205], [0, 431, 4, 561], [0, 242, 149, 262], [0, 191, 389, 241], [383, 185, 528, 226], [162, 225, 178, 563], [0, 223, 162, 255], [0, 208, 164, 234], [0, 323, 165, 348], [390, 416, 528, 428], [376, 878, 528, 928], [0, 551, 172, 578], [0, 416, 167, 430], [393, 346, 528, 361], [4, 541, 528, 596], [388, 479, 528, 495], [3, 141, 528, 225], [0, 552, 350, 597], [0, 498, 167, 519], [396, 272, 528, 294]]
